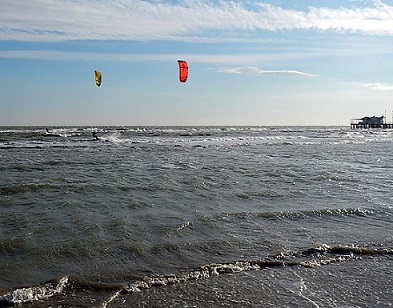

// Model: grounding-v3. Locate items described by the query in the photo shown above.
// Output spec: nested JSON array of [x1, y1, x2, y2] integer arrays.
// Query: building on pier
[[350, 115, 393, 129]]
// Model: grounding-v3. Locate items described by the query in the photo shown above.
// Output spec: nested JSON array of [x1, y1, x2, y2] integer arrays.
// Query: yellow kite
[[95, 70, 102, 87]]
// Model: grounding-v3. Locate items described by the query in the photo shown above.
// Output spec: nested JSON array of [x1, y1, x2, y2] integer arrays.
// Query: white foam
[[3, 276, 68, 304]]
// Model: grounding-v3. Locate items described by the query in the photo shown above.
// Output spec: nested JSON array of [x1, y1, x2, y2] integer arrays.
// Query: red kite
[[178, 60, 188, 83]]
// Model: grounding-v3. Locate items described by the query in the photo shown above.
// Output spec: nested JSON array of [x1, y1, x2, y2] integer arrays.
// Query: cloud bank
[[1, 0, 393, 41], [363, 82, 393, 91], [218, 66, 317, 77], [0, 50, 311, 65]]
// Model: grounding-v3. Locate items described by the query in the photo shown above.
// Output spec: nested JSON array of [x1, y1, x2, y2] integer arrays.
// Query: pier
[[351, 123, 393, 129], [350, 115, 393, 129]]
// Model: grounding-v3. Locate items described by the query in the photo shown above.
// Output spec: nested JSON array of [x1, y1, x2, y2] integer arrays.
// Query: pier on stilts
[[350, 115, 393, 129]]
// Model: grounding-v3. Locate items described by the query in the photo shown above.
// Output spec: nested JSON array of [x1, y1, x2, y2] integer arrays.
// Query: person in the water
[[92, 131, 99, 140]]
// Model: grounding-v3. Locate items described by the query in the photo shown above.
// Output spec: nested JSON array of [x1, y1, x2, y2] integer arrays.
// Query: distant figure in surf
[[92, 131, 99, 140]]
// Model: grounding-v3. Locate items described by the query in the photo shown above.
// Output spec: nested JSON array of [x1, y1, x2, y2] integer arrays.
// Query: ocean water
[[0, 126, 392, 307]]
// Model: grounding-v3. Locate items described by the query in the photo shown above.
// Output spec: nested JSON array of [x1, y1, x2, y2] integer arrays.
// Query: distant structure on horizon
[[350, 115, 393, 129]]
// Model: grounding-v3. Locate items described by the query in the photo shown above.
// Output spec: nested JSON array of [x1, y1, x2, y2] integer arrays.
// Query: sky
[[1, 0, 393, 126]]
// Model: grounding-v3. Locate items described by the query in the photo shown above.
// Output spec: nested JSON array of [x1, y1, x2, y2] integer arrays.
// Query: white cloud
[[0, 50, 244, 63], [218, 66, 318, 77], [1, 0, 393, 41], [363, 82, 393, 90], [0, 49, 323, 65]]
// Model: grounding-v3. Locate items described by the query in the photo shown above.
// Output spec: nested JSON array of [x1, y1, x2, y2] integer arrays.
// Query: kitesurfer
[[92, 131, 99, 140]]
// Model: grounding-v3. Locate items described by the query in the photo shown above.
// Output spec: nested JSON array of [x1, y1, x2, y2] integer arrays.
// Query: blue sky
[[1, 0, 393, 126]]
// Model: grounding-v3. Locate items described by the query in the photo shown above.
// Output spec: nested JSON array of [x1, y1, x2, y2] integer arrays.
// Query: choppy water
[[0, 126, 392, 307]]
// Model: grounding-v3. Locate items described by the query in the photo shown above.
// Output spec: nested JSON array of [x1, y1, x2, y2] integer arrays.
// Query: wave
[[125, 244, 393, 293], [267, 207, 373, 219], [0, 277, 68, 306], [301, 244, 393, 256], [1, 244, 391, 307], [2, 126, 393, 150], [216, 207, 373, 222]]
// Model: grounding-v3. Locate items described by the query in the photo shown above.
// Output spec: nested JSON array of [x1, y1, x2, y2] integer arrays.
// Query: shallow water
[[0, 126, 392, 307]]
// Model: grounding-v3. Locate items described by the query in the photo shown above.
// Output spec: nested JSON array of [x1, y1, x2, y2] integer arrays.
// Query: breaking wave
[[0, 277, 68, 307], [1, 245, 391, 307]]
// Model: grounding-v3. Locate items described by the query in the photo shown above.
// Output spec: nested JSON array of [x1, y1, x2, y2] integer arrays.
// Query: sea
[[0, 126, 392, 308]]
